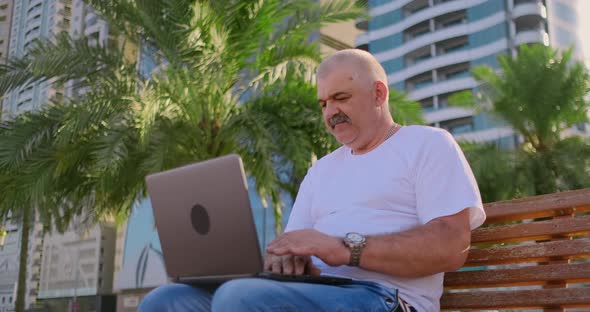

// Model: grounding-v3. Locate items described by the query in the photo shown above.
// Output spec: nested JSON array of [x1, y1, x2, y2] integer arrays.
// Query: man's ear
[[374, 81, 389, 107]]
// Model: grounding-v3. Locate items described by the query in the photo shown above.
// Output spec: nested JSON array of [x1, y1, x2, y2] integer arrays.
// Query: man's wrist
[[339, 242, 352, 266]]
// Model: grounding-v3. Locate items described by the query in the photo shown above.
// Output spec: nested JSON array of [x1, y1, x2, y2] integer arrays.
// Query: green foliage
[[453, 44, 590, 201], [389, 88, 425, 125], [472, 45, 589, 150], [0, 0, 369, 232], [0, 5, 424, 309]]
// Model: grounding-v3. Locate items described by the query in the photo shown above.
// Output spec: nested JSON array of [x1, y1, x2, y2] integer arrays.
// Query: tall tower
[[2, 0, 73, 117], [0, 0, 13, 121], [0, 0, 13, 63], [357, 0, 583, 144]]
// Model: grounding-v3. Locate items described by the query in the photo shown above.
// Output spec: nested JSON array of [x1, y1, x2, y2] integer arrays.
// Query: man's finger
[[305, 261, 321, 276], [294, 256, 306, 275], [282, 255, 294, 275], [263, 254, 273, 271], [271, 261, 283, 274]]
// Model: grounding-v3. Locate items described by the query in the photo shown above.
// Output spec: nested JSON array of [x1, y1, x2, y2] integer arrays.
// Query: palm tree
[[0, 2, 426, 309], [452, 44, 590, 200], [0, 1, 373, 311]]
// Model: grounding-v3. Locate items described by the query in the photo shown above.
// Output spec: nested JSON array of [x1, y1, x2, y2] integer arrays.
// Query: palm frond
[[0, 33, 127, 96]]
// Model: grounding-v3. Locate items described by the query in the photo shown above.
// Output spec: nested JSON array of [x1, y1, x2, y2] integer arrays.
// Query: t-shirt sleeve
[[284, 166, 315, 232], [415, 130, 486, 229]]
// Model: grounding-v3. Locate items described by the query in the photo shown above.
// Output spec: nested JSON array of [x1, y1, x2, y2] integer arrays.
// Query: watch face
[[347, 232, 364, 243]]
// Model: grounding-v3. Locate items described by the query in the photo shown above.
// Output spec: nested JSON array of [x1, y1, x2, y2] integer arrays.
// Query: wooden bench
[[441, 188, 590, 311]]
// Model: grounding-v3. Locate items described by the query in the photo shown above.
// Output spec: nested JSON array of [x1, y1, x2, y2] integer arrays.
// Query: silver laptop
[[146, 154, 352, 285]]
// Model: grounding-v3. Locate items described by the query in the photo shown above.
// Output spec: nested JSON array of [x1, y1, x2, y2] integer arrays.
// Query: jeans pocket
[[389, 294, 416, 312]]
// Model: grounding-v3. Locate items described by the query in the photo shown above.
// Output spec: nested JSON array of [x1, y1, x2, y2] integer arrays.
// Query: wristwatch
[[343, 232, 366, 266]]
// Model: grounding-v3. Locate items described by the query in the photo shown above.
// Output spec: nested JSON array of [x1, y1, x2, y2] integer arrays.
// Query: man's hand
[[264, 254, 321, 275], [266, 229, 350, 267]]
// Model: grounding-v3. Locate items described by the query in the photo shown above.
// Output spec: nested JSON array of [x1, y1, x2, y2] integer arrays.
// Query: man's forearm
[[358, 209, 471, 278]]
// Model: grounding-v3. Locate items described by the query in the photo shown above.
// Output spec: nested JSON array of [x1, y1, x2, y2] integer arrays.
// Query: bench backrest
[[441, 188, 590, 311]]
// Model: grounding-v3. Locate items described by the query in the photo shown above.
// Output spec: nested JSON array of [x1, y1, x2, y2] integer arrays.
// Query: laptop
[[146, 154, 353, 286]]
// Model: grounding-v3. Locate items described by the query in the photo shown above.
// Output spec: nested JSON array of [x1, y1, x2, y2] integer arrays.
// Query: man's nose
[[323, 101, 339, 118]]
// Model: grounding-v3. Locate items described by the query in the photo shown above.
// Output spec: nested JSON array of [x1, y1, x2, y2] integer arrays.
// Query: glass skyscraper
[[356, 0, 584, 144]]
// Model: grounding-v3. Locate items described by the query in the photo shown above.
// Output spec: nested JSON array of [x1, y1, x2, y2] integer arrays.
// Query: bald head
[[317, 49, 388, 87]]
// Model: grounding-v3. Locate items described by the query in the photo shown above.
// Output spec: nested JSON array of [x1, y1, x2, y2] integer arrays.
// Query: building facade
[[2, 0, 73, 118], [0, 215, 18, 312], [0, 1, 117, 310], [35, 223, 116, 312], [357, 0, 584, 143], [0, 0, 13, 63]]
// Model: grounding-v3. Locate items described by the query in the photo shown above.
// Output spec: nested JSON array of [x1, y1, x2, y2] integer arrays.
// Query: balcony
[[25, 18, 42, 33], [424, 107, 474, 124], [403, 20, 430, 41], [18, 88, 34, 102], [28, 0, 43, 10], [405, 45, 432, 66], [435, 36, 469, 55], [454, 126, 514, 143], [371, 0, 480, 41], [406, 71, 434, 92], [513, 1, 546, 20], [402, 0, 429, 17], [434, 10, 467, 31], [440, 116, 475, 134], [515, 28, 549, 46], [419, 97, 435, 111], [409, 76, 477, 101], [375, 10, 506, 63], [437, 62, 470, 82], [389, 38, 507, 84]]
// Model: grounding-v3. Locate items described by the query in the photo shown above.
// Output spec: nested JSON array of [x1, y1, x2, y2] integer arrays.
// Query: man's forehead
[[317, 70, 359, 96]]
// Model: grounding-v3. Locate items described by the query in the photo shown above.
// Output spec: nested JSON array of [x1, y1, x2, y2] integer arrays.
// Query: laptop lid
[[146, 154, 263, 280]]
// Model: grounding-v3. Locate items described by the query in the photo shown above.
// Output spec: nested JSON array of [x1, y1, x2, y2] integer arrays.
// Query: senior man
[[139, 49, 486, 312]]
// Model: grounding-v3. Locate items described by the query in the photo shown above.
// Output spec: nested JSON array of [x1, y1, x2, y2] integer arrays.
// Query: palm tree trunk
[[15, 206, 30, 312]]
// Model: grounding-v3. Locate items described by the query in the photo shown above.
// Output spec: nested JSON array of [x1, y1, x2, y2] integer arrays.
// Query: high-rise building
[[0, 212, 44, 312], [2, 0, 73, 117], [357, 0, 584, 143], [35, 223, 117, 312], [0, 0, 13, 63], [0, 1, 123, 310], [0, 215, 18, 312], [0, 0, 14, 121]]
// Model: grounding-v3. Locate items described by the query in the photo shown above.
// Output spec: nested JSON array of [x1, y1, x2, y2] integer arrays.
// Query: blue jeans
[[138, 278, 415, 312]]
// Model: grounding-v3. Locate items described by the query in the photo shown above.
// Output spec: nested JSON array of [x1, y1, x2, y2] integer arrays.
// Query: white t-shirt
[[285, 125, 486, 312]]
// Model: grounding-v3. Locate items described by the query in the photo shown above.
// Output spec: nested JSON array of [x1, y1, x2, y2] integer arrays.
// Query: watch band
[[349, 245, 362, 266]]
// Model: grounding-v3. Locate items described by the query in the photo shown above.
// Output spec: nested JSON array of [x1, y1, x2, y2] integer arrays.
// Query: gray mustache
[[329, 114, 351, 129]]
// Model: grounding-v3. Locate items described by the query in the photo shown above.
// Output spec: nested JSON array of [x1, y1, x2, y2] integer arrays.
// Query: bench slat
[[465, 238, 590, 266], [483, 188, 590, 223], [471, 215, 590, 244], [441, 288, 590, 310], [444, 262, 590, 288]]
